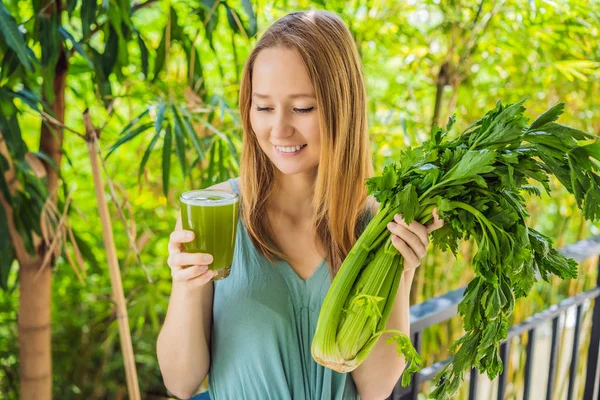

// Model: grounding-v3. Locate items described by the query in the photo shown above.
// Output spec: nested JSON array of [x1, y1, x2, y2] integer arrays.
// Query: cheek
[[304, 116, 321, 144], [249, 112, 267, 140]]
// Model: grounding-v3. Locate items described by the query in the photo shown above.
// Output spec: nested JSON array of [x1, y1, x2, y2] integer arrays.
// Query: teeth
[[275, 144, 305, 153]]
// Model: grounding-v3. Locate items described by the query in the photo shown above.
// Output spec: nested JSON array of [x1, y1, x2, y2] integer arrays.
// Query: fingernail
[[203, 255, 213, 263], [185, 231, 193, 239], [388, 222, 396, 229], [199, 265, 208, 271]]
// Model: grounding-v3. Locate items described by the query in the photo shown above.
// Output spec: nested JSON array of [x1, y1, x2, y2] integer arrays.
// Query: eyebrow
[[252, 93, 316, 99]]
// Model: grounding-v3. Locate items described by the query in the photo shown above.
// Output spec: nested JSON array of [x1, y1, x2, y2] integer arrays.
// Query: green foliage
[[0, 2, 33, 71], [360, 100, 599, 398]]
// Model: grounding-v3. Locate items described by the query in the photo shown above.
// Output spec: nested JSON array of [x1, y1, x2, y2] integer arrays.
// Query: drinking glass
[[179, 189, 239, 280]]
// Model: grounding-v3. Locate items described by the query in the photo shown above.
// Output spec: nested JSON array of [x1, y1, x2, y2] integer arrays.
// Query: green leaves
[[441, 149, 496, 184], [136, 32, 149, 78], [172, 107, 188, 176], [242, 0, 257, 37], [0, 205, 15, 291], [106, 122, 154, 159], [81, 1, 98, 38], [357, 99, 599, 399], [59, 27, 93, 69], [162, 124, 172, 197], [395, 183, 419, 223], [138, 130, 161, 184], [0, 2, 33, 71], [106, 100, 240, 196], [529, 102, 564, 130], [37, 9, 61, 69]]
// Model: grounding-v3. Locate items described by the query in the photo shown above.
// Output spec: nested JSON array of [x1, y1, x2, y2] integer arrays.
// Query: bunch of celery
[[311, 99, 600, 398]]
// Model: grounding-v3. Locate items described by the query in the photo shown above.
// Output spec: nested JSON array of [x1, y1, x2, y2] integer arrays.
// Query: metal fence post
[[583, 256, 600, 400]]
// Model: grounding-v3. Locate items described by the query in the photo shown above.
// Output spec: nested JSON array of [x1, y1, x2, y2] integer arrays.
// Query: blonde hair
[[238, 10, 374, 277]]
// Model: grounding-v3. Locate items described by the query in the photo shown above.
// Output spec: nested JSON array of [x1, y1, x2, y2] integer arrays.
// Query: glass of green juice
[[179, 189, 239, 280]]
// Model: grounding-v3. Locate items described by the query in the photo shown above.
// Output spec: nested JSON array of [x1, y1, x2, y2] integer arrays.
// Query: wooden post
[[83, 110, 141, 400]]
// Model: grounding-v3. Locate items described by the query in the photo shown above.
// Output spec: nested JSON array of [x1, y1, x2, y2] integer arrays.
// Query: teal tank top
[[208, 178, 372, 400]]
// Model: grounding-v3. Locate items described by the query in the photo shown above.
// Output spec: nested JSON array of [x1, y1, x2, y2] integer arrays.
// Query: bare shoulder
[[367, 195, 380, 215], [206, 177, 240, 192]]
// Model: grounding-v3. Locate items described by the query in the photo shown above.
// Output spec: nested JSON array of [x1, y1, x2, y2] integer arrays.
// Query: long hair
[[238, 10, 374, 277]]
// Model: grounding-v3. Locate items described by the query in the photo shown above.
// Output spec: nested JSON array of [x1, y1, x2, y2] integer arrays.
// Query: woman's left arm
[[351, 206, 444, 400]]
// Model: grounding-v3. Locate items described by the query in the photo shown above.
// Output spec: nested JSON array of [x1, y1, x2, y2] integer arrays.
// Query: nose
[[270, 110, 294, 139]]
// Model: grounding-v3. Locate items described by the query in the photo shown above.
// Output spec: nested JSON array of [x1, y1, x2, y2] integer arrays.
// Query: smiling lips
[[274, 144, 307, 154]]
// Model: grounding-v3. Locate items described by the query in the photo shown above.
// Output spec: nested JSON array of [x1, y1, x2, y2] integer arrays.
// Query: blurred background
[[0, 0, 599, 398]]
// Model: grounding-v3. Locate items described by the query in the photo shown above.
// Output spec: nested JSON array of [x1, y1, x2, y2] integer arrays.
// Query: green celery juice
[[179, 189, 239, 280]]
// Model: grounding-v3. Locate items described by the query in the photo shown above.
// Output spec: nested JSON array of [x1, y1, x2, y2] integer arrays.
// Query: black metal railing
[[391, 235, 600, 400]]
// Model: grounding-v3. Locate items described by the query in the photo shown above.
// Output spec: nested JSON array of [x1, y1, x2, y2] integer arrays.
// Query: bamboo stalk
[[83, 110, 141, 400]]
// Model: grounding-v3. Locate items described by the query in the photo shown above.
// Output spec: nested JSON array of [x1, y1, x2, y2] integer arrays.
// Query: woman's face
[[250, 47, 321, 176]]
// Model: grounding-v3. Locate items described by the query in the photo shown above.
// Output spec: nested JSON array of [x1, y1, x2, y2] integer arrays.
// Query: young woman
[[157, 10, 444, 400]]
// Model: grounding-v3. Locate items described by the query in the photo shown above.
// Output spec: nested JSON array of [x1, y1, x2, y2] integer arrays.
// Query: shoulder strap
[[228, 178, 240, 196]]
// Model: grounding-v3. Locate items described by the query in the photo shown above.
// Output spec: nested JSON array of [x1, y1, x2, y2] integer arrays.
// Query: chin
[[269, 156, 318, 176], [271, 163, 312, 176]]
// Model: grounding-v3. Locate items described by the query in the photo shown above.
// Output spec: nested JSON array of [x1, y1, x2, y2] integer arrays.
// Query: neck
[[269, 169, 318, 221]]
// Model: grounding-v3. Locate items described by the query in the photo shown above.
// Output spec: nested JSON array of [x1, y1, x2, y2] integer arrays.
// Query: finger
[[168, 241, 181, 255], [168, 252, 213, 269], [426, 207, 445, 234], [391, 235, 420, 266], [394, 214, 429, 247], [172, 265, 214, 282], [427, 221, 444, 234], [187, 270, 217, 288], [170, 230, 195, 244], [388, 221, 427, 256]]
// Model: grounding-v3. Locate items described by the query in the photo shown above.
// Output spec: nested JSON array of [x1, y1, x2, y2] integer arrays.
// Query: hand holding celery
[[311, 100, 600, 399]]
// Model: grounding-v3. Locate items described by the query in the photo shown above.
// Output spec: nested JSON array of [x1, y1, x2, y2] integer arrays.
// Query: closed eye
[[295, 107, 315, 114], [255, 106, 315, 114]]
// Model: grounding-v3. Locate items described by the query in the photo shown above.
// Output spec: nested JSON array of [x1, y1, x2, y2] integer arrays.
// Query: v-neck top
[[207, 178, 373, 400]]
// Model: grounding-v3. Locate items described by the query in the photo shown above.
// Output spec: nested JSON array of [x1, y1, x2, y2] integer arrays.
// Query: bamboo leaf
[[106, 122, 154, 158], [0, 205, 14, 291], [88, 46, 111, 107], [0, 48, 20, 79], [0, 154, 12, 205], [120, 108, 150, 136], [177, 107, 204, 160], [155, 103, 167, 134], [71, 230, 100, 271], [219, 135, 226, 181], [137, 32, 149, 78], [242, 0, 257, 36], [81, 0, 98, 38], [199, 0, 219, 47], [225, 4, 241, 34], [10, 88, 42, 112], [138, 131, 161, 183], [194, 116, 239, 161], [206, 137, 217, 184], [182, 37, 205, 92], [0, 104, 27, 160], [162, 124, 173, 197], [38, 8, 60, 68], [153, 32, 166, 81], [172, 106, 188, 176], [102, 24, 119, 76], [59, 26, 94, 69], [0, 2, 33, 71], [67, 0, 79, 16]]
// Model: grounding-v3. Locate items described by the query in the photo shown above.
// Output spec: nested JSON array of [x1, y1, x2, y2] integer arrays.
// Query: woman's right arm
[[157, 212, 216, 399]]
